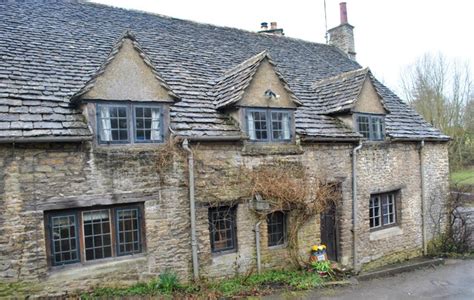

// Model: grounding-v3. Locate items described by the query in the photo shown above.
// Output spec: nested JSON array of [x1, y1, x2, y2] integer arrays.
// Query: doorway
[[320, 202, 338, 261]]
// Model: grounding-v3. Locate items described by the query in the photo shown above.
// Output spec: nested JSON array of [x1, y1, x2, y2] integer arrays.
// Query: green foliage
[[156, 269, 181, 294], [451, 168, 474, 186], [311, 260, 332, 273], [81, 269, 325, 298]]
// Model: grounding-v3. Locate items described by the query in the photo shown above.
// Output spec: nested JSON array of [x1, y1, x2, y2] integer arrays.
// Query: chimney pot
[[339, 2, 348, 24], [270, 22, 277, 30], [260, 22, 268, 30]]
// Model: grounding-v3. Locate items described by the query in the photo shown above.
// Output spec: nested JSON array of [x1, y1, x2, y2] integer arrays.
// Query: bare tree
[[400, 53, 474, 170]]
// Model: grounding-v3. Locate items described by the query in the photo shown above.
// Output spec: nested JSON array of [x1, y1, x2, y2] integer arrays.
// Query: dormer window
[[246, 108, 292, 142], [355, 113, 384, 141], [98, 103, 163, 144]]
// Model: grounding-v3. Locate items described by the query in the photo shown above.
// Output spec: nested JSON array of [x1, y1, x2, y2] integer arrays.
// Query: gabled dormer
[[71, 31, 179, 145], [213, 51, 302, 142], [313, 68, 389, 141]]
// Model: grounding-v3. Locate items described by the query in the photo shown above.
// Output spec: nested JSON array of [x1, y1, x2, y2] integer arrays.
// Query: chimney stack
[[258, 21, 284, 36], [340, 2, 348, 24], [328, 2, 356, 60]]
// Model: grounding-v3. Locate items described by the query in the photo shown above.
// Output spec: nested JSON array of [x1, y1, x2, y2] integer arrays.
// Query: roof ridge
[[80, 0, 333, 49], [70, 30, 180, 102]]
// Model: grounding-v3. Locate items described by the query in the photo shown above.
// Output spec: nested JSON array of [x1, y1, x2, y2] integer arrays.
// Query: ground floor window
[[45, 204, 144, 266], [369, 192, 397, 229], [208, 206, 237, 253], [267, 211, 287, 247]]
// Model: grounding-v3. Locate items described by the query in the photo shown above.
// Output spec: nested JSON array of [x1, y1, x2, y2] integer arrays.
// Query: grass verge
[[80, 269, 325, 299], [451, 168, 474, 186]]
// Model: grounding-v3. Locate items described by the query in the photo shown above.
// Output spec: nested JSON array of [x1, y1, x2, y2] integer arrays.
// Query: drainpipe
[[352, 141, 362, 272], [419, 140, 427, 255], [182, 139, 199, 281], [255, 221, 262, 274]]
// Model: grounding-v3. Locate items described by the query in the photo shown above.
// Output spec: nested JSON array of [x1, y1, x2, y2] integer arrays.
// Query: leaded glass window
[[369, 192, 397, 229], [46, 204, 144, 266], [246, 109, 293, 142], [98, 105, 129, 143], [267, 211, 287, 247], [355, 114, 385, 141], [50, 214, 79, 266], [271, 111, 291, 141], [116, 208, 141, 255], [97, 104, 163, 144], [134, 106, 161, 142], [209, 206, 237, 253], [83, 209, 112, 261]]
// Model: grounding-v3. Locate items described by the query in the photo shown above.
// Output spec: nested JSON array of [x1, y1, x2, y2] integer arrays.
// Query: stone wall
[[0, 142, 191, 296], [356, 142, 449, 270], [0, 140, 449, 296]]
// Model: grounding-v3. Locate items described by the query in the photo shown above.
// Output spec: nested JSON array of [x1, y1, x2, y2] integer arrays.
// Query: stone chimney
[[258, 21, 284, 36], [328, 2, 356, 60]]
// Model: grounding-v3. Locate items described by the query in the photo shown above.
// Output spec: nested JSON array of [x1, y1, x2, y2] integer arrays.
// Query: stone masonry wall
[[356, 142, 449, 270], [0, 140, 449, 296], [0, 142, 191, 296]]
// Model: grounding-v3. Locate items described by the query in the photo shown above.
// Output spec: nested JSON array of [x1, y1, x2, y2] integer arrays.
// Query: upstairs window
[[355, 114, 384, 141], [246, 109, 292, 142], [369, 192, 397, 229], [98, 104, 162, 144]]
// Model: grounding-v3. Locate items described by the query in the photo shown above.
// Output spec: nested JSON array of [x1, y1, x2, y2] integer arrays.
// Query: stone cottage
[[0, 0, 449, 296]]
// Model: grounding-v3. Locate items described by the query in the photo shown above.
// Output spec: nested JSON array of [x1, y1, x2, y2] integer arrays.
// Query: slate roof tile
[[0, 0, 448, 141]]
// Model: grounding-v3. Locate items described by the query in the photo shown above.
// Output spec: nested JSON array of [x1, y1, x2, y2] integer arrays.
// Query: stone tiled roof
[[212, 50, 302, 109], [312, 68, 388, 114], [0, 0, 448, 141]]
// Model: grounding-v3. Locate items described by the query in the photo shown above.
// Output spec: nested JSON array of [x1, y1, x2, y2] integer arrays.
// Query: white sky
[[91, 0, 474, 94]]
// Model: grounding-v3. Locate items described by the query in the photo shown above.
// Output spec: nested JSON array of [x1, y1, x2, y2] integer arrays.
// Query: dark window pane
[[208, 206, 237, 252], [116, 208, 142, 255], [50, 214, 79, 265], [267, 212, 287, 246], [134, 106, 161, 142], [83, 209, 112, 261]]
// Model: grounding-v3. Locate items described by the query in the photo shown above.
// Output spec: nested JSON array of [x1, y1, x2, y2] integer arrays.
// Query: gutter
[[352, 141, 363, 272], [255, 221, 262, 274], [0, 136, 92, 144], [301, 136, 361, 143], [182, 139, 199, 281], [419, 140, 427, 255], [390, 137, 450, 143], [184, 135, 243, 142]]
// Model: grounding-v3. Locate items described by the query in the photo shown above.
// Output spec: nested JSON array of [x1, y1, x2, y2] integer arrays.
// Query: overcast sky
[[91, 0, 474, 95]]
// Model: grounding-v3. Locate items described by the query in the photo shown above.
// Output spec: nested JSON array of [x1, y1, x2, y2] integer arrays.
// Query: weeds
[[81, 269, 326, 298]]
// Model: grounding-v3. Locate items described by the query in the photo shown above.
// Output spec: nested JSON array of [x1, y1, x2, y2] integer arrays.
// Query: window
[[267, 211, 287, 247], [46, 205, 144, 266], [369, 192, 397, 229], [246, 109, 292, 142], [98, 104, 162, 144], [208, 206, 237, 253], [355, 114, 384, 141]]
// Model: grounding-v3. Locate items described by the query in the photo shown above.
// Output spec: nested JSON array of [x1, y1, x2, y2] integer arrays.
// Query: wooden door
[[320, 203, 338, 261]]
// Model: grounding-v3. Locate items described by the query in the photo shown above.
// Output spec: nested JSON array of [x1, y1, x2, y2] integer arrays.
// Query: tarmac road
[[266, 259, 474, 300]]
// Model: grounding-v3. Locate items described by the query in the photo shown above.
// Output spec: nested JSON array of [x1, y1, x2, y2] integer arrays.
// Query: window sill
[[369, 226, 403, 241], [268, 243, 288, 250], [211, 249, 238, 257], [242, 143, 303, 156], [47, 254, 147, 279]]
